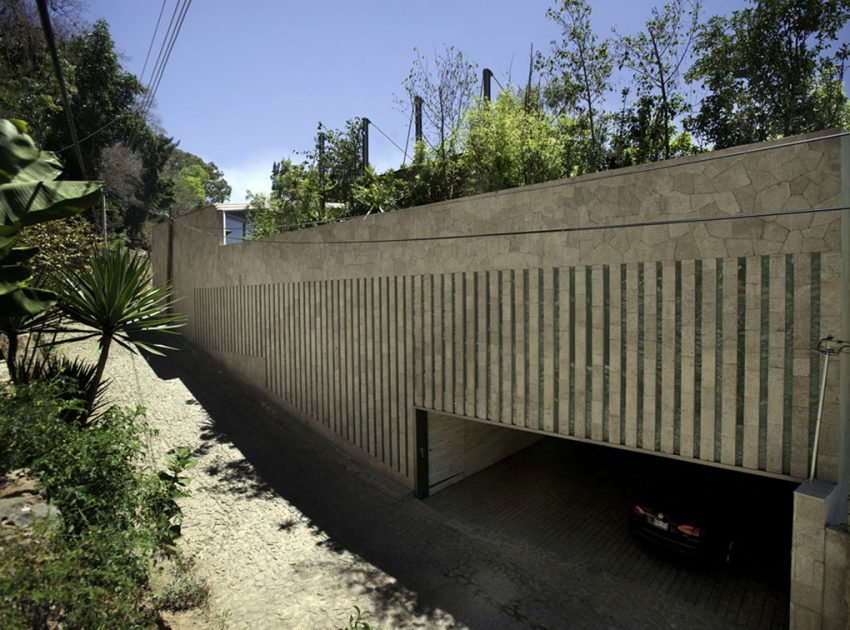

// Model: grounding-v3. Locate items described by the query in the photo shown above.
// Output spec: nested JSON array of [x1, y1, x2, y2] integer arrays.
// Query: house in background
[[216, 203, 251, 244]]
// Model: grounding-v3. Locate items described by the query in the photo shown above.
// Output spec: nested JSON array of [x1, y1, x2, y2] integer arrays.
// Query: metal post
[[318, 131, 325, 212], [101, 196, 108, 246], [36, 0, 87, 180], [361, 117, 370, 172], [483, 68, 493, 102], [811, 336, 850, 480], [414, 96, 423, 143], [812, 352, 831, 480]]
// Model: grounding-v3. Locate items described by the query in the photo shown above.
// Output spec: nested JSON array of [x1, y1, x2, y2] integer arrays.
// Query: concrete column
[[791, 481, 837, 628], [837, 134, 850, 525]]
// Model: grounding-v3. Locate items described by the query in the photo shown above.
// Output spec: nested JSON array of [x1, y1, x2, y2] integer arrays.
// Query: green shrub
[[0, 528, 158, 630], [0, 379, 198, 627]]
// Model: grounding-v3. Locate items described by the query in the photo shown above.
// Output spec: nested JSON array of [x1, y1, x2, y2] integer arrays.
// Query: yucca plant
[[54, 247, 184, 413]]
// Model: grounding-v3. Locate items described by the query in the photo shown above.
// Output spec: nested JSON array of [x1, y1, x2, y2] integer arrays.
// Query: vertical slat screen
[[191, 248, 830, 482]]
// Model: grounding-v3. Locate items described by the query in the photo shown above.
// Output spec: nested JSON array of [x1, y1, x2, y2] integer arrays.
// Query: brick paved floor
[[426, 437, 793, 629]]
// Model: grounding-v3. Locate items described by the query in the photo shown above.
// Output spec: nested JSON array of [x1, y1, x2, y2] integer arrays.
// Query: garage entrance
[[421, 427, 794, 628]]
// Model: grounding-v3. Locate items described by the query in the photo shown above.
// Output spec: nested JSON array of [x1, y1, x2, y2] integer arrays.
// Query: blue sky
[[84, 1, 850, 202]]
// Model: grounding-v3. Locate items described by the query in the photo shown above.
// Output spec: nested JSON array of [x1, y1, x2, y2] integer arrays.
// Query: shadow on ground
[[133, 332, 767, 630]]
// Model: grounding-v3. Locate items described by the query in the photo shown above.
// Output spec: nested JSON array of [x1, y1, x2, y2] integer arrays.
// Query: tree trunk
[[4, 330, 18, 383], [86, 333, 112, 421], [651, 33, 670, 160]]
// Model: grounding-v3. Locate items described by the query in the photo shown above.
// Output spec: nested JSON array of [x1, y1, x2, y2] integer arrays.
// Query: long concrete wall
[[152, 129, 847, 489]]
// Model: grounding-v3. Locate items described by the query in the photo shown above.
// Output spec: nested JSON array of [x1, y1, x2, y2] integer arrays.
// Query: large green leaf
[[0, 263, 32, 296], [0, 180, 102, 226], [0, 119, 38, 184], [13, 150, 63, 184], [0, 118, 100, 327], [0, 285, 57, 317]]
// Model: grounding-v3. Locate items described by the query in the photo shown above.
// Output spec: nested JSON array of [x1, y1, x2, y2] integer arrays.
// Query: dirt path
[[73, 335, 751, 630]]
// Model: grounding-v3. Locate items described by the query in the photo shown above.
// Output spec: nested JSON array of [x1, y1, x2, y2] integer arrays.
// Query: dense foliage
[[0, 1, 230, 246], [249, 0, 849, 237], [0, 380, 200, 629]]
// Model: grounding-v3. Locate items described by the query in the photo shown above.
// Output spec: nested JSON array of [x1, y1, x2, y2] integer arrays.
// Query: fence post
[[483, 67, 493, 102], [361, 117, 370, 173]]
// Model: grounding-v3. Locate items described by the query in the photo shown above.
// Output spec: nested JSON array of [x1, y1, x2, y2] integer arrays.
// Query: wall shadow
[[132, 332, 752, 630]]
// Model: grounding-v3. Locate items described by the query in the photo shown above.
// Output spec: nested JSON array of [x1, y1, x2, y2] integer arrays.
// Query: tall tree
[[51, 19, 145, 180], [539, 0, 611, 171], [615, 0, 700, 160], [0, 0, 82, 146], [316, 119, 366, 211], [162, 148, 231, 215], [686, 0, 850, 148], [402, 46, 477, 200]]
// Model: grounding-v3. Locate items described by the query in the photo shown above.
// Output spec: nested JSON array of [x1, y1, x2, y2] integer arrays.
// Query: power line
[[367, 119, 407, 158], [130, 0, 192, 149], [137, 0, 182, 118], [140, 0, 168, 84], [54, 0, 170, 155], [55, 113, 129, 154], [128, 0, 183, 149], [402, 107, 413, 165], [144, 0, 192, 117]]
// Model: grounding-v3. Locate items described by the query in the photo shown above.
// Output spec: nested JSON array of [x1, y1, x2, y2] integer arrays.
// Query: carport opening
[[414, 409, 541, 499], [417, 417, 796, 628]]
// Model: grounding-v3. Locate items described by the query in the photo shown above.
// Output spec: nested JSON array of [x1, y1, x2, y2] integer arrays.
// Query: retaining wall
[[152, 130, 847, 488]]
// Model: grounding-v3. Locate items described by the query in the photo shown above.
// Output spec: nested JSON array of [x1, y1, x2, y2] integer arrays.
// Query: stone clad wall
[[152, 130, 846, 487]]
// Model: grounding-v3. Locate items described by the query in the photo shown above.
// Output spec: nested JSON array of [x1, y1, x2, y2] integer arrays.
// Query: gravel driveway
[[74, 334, 761, 629]]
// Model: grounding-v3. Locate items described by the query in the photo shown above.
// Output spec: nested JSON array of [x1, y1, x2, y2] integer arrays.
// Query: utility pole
[[483, 68, 493, 102], [36, 0, 87, 180], [414, 96, 423, 143], [361, 117, 370, 173]]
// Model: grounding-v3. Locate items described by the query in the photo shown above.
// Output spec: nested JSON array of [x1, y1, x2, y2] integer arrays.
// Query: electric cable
[[55, 113, 129, 153], [174, 203, 850, 247], [130, 0, 192, 149], [145, 0, 192, 118], [140, 0, 168, 85], [403, 107, 413, 165], [367, 119, 407, 158], [129, 0, 183, 148], [137, 0, 183, 117]]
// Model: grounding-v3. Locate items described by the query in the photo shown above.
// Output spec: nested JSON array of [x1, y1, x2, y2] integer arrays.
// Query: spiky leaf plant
[[55, 247, 184, 409]]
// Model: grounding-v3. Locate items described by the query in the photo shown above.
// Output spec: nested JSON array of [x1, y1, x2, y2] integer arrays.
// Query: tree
[[316, 119, 366, 211], [50, 19, 146, 180], [101, 143, 143, 233], [686, 0, 850, 148], [203, 161, 231, 204], [171, 163, 208, 214], [162, 148, 232, 216], [615, 0, 700, 160], [539, 0, 611, 171], [402, 46, 477, 200], [0, 0, 82, 147], [462, 87, 567, 193], [606, 89, 695, 168]]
